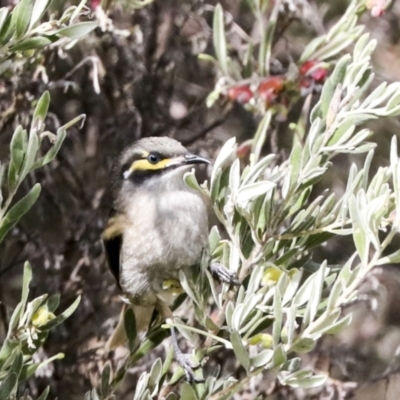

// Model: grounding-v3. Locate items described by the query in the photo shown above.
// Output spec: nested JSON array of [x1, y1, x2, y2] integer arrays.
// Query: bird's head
[[113, 137, 210, 197]]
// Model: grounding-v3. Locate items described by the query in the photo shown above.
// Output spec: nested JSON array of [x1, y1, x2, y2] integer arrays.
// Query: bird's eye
[[147, 153, 161, 164]]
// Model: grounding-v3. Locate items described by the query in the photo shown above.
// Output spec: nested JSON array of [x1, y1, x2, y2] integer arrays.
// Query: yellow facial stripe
[[129, 158, 171, 171]]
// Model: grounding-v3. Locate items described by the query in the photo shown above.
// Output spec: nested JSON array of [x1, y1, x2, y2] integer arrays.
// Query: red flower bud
[[227, 85, 253, 104], [257, 76, 284, 106], [236, 142, 252, 158], [90, 0, 101, 9], [299, 60, 328, 83], [366, 0, 387, 17]]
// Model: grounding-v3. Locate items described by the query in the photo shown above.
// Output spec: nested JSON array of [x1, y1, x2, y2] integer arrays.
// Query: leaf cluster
[[0, 0, 97, 75]]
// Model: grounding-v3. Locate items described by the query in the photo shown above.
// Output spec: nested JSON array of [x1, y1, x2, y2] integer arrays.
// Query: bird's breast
[[119, 189, 208, 302]]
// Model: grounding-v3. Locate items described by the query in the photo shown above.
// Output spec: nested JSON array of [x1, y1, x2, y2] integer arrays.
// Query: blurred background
[[1, 0, 400, 398]]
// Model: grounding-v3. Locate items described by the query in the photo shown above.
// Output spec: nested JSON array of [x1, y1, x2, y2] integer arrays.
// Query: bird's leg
[[209, 262, 240, 285], [155, 299, 203, 383], [169, 325, 204, 383]]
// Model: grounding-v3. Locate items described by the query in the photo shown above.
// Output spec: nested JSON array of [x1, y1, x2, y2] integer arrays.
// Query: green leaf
[[330, 54, 351, 87], [0, 59, 12, 76], [29, 0, 51, 29], [323, 314, 352, 334], [242, 154, 275, 186], [0, 183, 41, 243], [211, 137, 236, 189], [206, 89, 221, 108], [20, 261, 32, 315], [300, 36, 326, 62], [129, 328, 170, 365], [303, 261, 326, 327], [272, 286, 282, 347], [5, 304, 22, 340], [326, 120, 355, 148], [376, 248, 400, 265], [250, 349, 273, 368], [251, 111, 271, 162], [290, 337, 315, 353], [38, 128, 66, 167], [0, 372, 17, 398], [285, 374, 327, 389], [286, 138, 302, 198], [319, 80, 335, 119], [10, 36, 53, 51], [19, 128, 39, 183], [148, 358, 162, 392], [0, 162, 4, 205], [349, 195, 369, 264], [8, 126, 27, 191], [0, 8, 9, 35], [37, 387, 50, 400], [213, 4, 229, 75], [180, 382, 198, 400], [33, 115, 85, 170], [101, 362, 112, 397], [179, 270, 200, 307], [184, 169, 204, 193], [47, 293, 60, 312], [124, 307, 137, 351], [10, 351, 23, 377], [272, 345, 286, 367], [209, 225, 221, 254], [41, 295, 81, 330], [89, 389, 100, 400], [11, 0, 33, 38], [19, 353, 64, 381], [230, 331, 250, 372], [33, 90, 50, 122], [56, 21, 98, 39], [236, 181, 275, 204], [134, 371, 150, 400], [229, 159, 240, 193]]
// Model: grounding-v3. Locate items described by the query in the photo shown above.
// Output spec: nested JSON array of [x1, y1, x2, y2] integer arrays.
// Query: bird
[[102, 136, 238, 381]]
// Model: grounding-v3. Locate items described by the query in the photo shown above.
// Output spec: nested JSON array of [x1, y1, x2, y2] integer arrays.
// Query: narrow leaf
[[56, 21, 97, 39], [0, 183, 41, 243], [41, 295, 81, 330], [213, 4, 228, 75], [230, 331, 250, 372]]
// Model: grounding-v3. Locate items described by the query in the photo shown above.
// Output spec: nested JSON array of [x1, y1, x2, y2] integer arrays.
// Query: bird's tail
[[106, 303, 154, 351]]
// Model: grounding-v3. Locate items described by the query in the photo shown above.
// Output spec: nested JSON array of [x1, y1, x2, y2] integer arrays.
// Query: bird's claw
[[209, 262, 240, 285], [176, 352, 204, 383]]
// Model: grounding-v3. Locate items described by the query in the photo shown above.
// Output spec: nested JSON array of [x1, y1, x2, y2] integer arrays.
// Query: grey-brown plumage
[[103, 137, 210, 355]]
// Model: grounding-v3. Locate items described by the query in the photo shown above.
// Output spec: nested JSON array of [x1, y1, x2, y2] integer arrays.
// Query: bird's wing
[[102, 210, 126, 285]]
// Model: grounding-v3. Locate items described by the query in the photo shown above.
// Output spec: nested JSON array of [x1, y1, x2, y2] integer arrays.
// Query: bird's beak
[[166, 154, 211, 168]]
